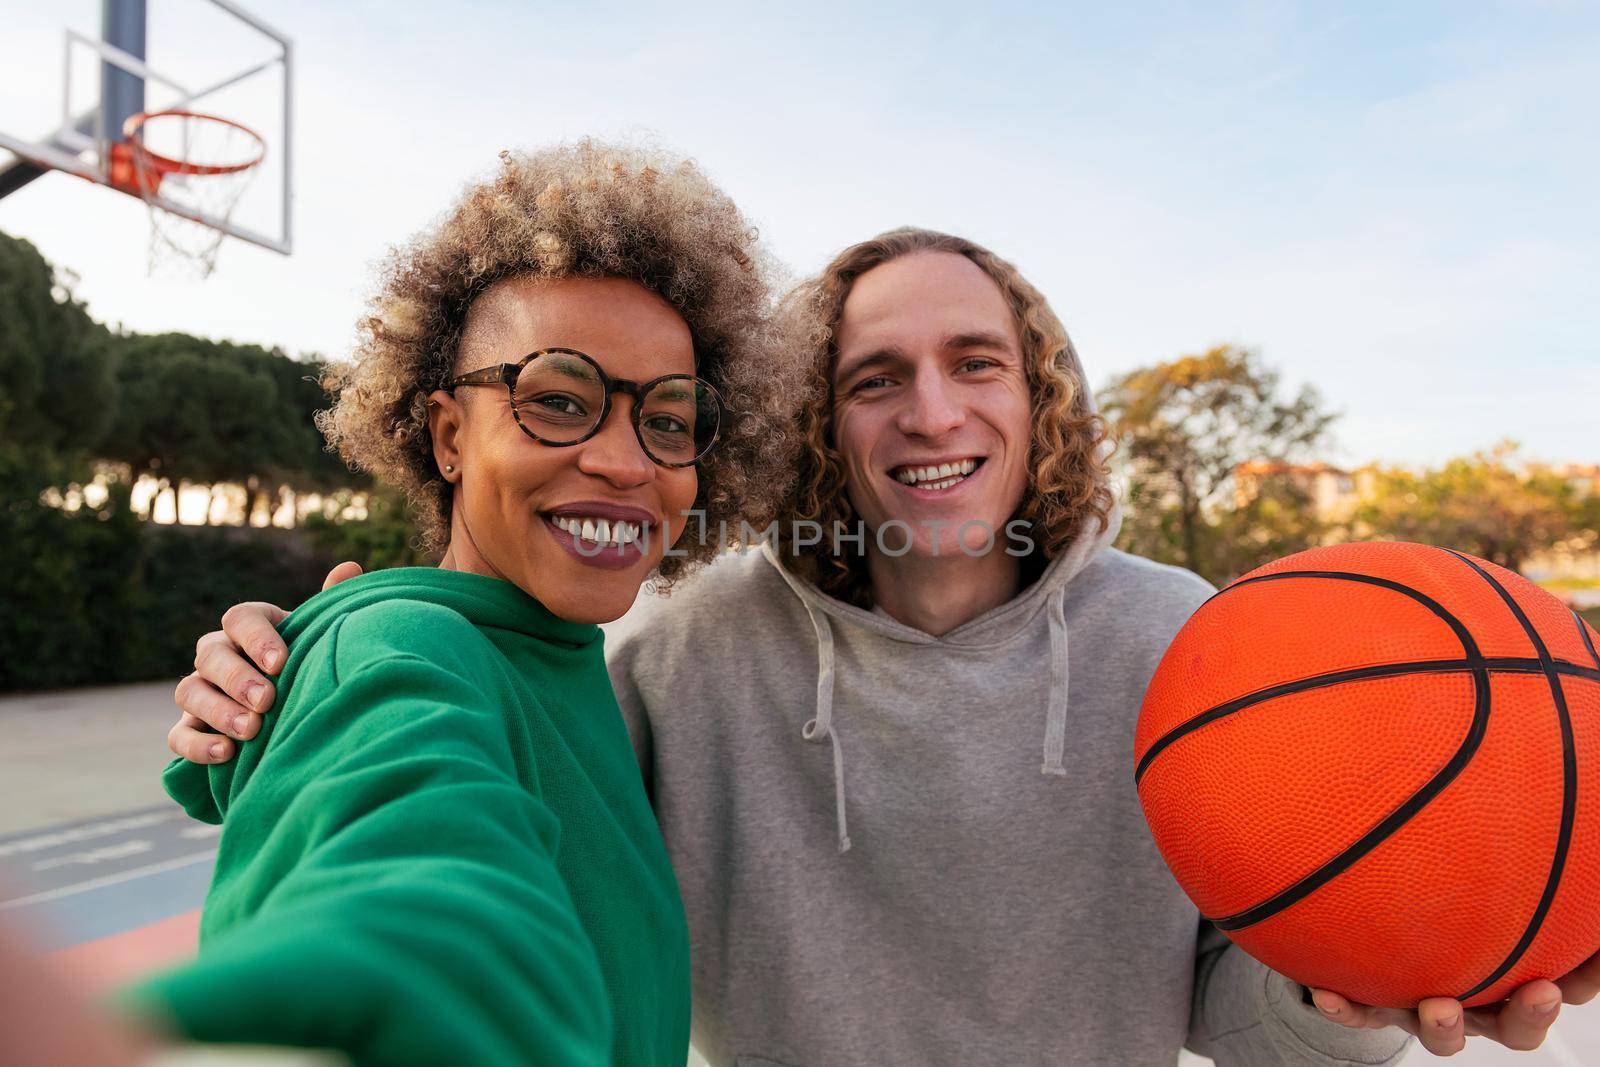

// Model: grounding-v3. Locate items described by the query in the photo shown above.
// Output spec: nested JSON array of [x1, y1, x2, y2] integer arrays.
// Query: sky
[[1, 0, 1595, 468]]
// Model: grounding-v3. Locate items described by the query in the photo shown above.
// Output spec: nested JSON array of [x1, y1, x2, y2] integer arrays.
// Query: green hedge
[[1, 489, 336, 692]]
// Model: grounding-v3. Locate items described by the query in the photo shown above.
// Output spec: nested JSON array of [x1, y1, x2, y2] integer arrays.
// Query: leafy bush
[[0, 487, 336, 692], [0, 478, 143, 690], [301, 488, 431, 572], [133, 524, 339, 681]]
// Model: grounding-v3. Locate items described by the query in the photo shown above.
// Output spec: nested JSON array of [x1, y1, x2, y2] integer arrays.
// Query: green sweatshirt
[[129, 567, 690, 1067]]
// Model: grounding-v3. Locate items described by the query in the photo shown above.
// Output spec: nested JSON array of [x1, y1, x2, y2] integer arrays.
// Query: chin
[[531, 560, 652, 624], [536, 582, 639, 625], [562, 603, 634, 625]]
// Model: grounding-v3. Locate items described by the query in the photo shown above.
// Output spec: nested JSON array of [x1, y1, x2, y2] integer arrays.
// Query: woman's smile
[[542, 499, 661, 571]]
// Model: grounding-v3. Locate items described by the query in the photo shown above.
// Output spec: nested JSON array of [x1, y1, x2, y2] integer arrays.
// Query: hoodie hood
[[278, 567, 600, 651]]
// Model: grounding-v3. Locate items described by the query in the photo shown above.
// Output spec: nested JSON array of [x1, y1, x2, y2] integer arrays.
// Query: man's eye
[[855, 376, 892, 391], [960, 357, 998, 373]]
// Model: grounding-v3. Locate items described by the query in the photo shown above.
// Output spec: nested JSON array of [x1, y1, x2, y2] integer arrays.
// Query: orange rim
[[121, 109, 267, 177]]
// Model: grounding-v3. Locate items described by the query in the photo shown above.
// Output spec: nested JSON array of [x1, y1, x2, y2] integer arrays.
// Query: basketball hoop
[[109, 110, 267, 278]]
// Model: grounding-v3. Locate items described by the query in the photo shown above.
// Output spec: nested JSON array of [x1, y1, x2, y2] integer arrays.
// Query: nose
[[895, 367, 967, 440], [575, 397, 655, 488]]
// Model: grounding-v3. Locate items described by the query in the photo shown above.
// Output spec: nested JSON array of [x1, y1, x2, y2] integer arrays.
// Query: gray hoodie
[[606, 509, 1413, 1067]]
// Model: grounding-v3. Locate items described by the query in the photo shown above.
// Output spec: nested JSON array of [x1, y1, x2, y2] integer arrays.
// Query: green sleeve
[[127, 602, 612, 1067]]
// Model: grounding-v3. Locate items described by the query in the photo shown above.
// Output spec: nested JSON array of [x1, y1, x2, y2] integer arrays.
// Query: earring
[[445, 465, 456, 474]]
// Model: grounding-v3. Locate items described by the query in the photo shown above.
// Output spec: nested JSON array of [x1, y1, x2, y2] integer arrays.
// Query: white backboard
[[0, 0, 292, 258]]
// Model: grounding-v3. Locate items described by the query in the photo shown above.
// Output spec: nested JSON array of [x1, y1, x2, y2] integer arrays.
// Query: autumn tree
[[1352, 441, 1591, 572], [1098, 345, 1337, 586]]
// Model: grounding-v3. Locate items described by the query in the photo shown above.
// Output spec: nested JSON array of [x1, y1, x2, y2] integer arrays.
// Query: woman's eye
[[542, 395, 584, 415], [522, 393, 589, 420], [644, 414, 689, 434]]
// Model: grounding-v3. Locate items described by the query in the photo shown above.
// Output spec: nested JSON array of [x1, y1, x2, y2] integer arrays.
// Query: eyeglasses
[[447, 348, 725, 468]]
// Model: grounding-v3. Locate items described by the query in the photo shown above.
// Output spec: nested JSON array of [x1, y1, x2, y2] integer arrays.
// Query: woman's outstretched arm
[[128, 600, 612, 1067]]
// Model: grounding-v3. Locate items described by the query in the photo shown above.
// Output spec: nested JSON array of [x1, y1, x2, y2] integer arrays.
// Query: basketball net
[[113, 110, 266, 279]]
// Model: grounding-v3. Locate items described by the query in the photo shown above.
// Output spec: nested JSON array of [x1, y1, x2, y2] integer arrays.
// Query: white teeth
[[552, 515, 643, 546], [894, 458, 981, 486]]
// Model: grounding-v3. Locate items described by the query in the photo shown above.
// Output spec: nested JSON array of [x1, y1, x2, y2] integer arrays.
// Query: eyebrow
[[652, 384, 696, 404], [942, 329, 1015, 353], [547, 356, 598, 382], [833, 346, 906, 383], [833, 329, 1016, 382]]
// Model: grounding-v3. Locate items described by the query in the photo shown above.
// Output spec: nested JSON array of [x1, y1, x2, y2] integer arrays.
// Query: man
[[174, 228, 1595, 1063]]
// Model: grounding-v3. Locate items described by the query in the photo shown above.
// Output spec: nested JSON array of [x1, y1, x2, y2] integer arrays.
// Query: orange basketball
[[1135, 541, 1600, 1008]]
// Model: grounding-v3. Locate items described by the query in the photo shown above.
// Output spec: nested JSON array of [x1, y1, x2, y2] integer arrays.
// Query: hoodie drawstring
[[799, 598, 851, 852], [1042, 587, 1070, 776]]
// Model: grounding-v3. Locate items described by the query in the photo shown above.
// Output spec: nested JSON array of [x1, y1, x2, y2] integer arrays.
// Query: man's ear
[[427, 389, 465, 483]]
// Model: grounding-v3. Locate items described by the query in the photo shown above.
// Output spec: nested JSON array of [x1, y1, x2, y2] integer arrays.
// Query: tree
[[0, 231, 118, 495], [98, 333, 344, 522], [1098, 345, 1337, 586], [1352, 442, 1588, 573]]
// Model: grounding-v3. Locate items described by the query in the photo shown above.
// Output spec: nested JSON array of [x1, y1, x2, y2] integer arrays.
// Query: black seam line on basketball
[[1551, 661, 1600, 685], [1209, 656, 1491, 933], [1135, 659, 1471, 786], [1446, 551, 1577, 1003], [1136, 570, 1484, 789], [1215, 570, 1483, 660], [1132, 654, 1600, 788], [1187, 571, 1491, 934], [1577, 610, 1600, 670]]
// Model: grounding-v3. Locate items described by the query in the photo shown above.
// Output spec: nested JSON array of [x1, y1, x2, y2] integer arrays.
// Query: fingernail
[[263, 649, 281, 672], [1533, 996, 1560, 1014], [232, 714, 251, 738], [1435, 1010, 1461, 1028], [1311, 991, 1340, 1016], [245, 682, 266, 709], [208, 741, 226, 759]]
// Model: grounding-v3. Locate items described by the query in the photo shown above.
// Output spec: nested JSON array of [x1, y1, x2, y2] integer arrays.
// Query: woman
[[117, 140, 801, 1065]]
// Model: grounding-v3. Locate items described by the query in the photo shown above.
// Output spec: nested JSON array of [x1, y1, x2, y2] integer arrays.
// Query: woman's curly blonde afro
[[317, 139, 804, 585]]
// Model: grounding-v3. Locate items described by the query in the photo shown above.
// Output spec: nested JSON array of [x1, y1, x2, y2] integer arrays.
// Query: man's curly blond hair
[[778, 227, 1115, 607], [317, 139, 803, 586]]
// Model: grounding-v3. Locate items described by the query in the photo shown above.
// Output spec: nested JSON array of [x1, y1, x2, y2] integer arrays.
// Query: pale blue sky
[[1, 0, 1595, 466]]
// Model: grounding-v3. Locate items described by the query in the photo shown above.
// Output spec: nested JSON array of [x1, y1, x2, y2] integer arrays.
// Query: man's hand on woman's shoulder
[[168, 561, 364, 764]]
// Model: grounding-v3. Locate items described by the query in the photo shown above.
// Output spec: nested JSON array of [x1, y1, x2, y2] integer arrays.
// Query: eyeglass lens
[[511, 352, 718, 464]]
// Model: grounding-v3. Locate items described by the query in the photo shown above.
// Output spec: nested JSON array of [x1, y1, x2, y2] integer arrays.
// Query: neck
[[865, 544, 1023, 637], [438, 510, 505, 581]]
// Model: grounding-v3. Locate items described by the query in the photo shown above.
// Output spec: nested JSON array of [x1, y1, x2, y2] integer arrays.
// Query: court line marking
[[0, 809, 180, 858], [32, 838, 155, 871], [0, 850, 216, 911]]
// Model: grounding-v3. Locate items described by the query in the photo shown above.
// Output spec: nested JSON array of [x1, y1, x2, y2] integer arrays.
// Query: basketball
[[1135, 541, 1600, 1008]]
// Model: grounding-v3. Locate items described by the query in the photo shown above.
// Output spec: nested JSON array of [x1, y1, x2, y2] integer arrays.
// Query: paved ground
[[0, 681, 181, 834], [0, 682, 1594, 1065]]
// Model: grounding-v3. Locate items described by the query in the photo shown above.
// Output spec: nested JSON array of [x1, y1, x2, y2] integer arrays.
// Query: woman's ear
[[427, 389, 465, 483]]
